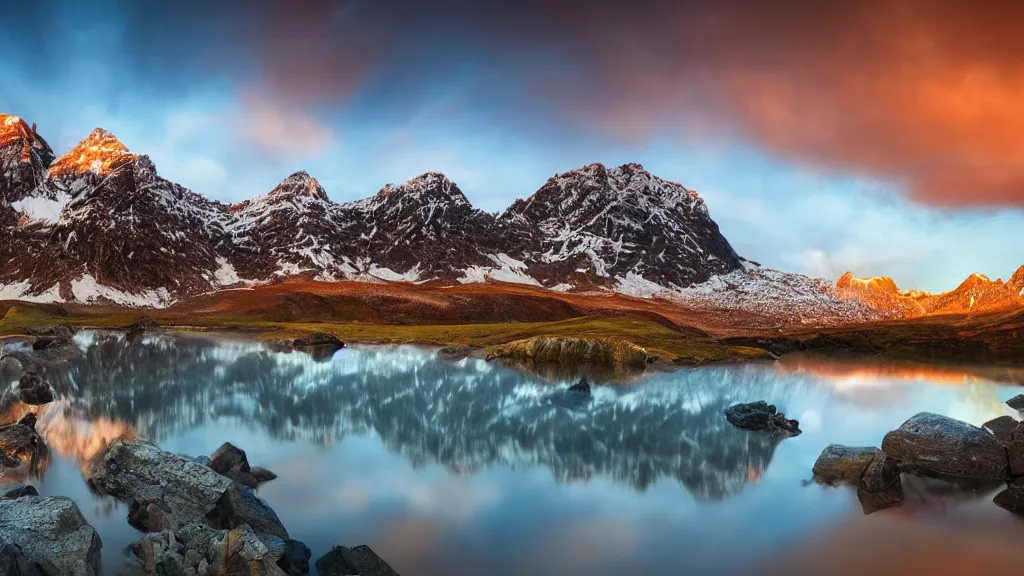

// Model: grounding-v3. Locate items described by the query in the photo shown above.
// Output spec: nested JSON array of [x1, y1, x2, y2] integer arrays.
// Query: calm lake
[[3, 331, 1024, 575]]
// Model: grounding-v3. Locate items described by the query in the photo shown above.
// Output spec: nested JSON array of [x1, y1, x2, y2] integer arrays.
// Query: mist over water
[[3, 332, 1024, 575]]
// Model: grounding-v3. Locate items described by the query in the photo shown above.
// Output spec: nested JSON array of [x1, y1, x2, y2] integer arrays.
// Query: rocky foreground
[[813, 405, 1024, 515], [0, 328, 399, 576]]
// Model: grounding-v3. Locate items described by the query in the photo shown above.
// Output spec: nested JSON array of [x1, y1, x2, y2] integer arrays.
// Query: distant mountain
[[227, 171, 353, 281], [835, 270, 1024, 319], [503, 163, 744, 292]]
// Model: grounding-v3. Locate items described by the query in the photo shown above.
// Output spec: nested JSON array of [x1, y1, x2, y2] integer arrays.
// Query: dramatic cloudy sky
[[2, 0, 1022, 291]]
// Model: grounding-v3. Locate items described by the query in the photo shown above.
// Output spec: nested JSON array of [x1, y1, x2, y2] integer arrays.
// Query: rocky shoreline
[[0, 325, 399, 575], [812, 405, 1024, 515]]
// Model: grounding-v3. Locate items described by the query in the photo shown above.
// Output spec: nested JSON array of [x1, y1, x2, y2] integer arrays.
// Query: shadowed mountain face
[[1, 332, 799, 500]]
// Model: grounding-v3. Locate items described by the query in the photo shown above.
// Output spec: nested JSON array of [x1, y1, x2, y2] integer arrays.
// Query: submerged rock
[[983, 415, 1019, 445], [724, 401, 801, 436], [0, 496, 102, 575], [17, 374, 54, 406], [89, 439, 287, 539], [812, 445, 879, 484], [315, 545, 400, 576], [881, 412, 1008, 481], [857, 451, 903, 514]]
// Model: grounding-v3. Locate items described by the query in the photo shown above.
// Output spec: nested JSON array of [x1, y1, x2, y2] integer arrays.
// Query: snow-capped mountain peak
[[48, 128, 132, 176], [0, 114, 55, 204], [264, 170, 329, 202]]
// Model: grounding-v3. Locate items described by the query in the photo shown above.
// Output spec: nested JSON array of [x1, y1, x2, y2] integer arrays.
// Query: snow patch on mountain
[[0, 281, 63, 303], [70, 274, 173, 308], [669, 267, 880, 325], [11, 191, 70, 223], [369, 264, 423, 283]]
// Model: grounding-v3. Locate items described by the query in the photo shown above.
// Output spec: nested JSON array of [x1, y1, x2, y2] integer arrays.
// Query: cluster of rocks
[[724, 401, 801, 436], [0, 414, 47, 474], [0, 432, 397, 575], [813, 404, 1024, 515]]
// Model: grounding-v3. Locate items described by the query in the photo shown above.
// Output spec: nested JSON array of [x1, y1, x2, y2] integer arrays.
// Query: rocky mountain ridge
[[836, 267, 1024, 319], [0, 114, 1019, 324], [0, 116, 751, 307]]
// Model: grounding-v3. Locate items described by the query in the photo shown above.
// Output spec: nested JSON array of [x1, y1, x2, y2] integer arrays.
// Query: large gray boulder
[[0, 496, 102, 575], [880, 413, 1009, 481], [89, 439, 287, 539], [812, 445, 879, 484]]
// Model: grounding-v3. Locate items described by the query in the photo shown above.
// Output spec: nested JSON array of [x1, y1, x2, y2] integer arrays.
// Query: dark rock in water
[[994, 478, 1024, 514], [437, 346, 476, 362], [89, 439, 288, 539], [724, 401, 801, 436], [0, 485, 38, 499], [1006, 422, 1024, 477], [209, 483, 289, 540], [983, 415, 1019, 444], [0, 357, 25, 381], [0, 537, 43, 576], [126, 317, 157, 332], [124, 317, 157, 344], [292, 332, 345, 351], [127, 500, 176, 533], [857, 451, 903, 514], [28, 325, 75, 351], [277, 539, 312, 576], [0, 415, 48, 472], [1007, 394, 1024, 411], [568, 378, 591, 394], [812, 445, 879, 484], [210, 442, 270, 488], [30, 337, 58, 351], [210, 442, 251, 474], [0, 496, 102, 575], [315, 545, 401, 576], [17, 374, 54, 405], [251, 467, 278, 483], [881, 412, 1008, 481]]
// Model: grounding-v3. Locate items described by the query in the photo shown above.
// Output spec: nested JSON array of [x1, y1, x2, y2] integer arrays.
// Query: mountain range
[[1, 113, 1021, 322]]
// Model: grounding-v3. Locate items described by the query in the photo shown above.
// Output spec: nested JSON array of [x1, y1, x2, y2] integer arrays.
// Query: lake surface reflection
[[3, 332, 1024, 575]]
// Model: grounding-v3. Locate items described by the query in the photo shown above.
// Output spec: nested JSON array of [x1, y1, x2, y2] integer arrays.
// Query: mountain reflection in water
[[3, 331, 804, 500], [3, 331, 1024, 576]]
